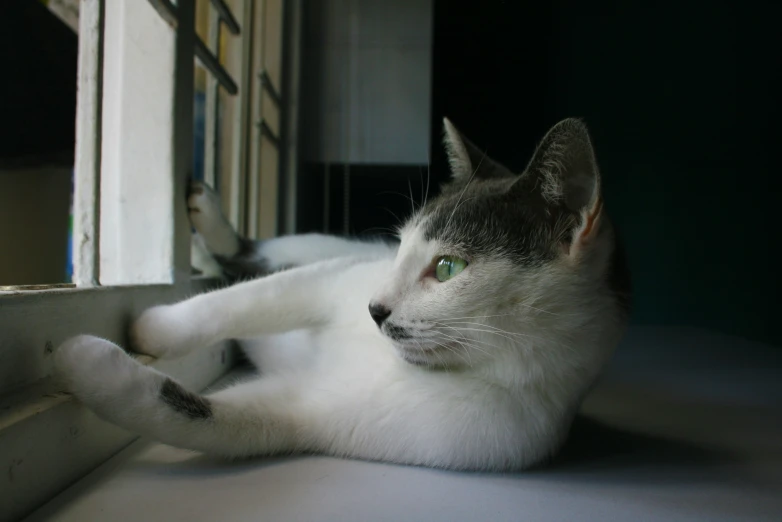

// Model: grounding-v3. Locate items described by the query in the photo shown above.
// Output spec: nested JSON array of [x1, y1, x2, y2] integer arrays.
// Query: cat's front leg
[[54, 335, 300, 457], [54, 335, 533, 469], [131, 256, 375, 359]]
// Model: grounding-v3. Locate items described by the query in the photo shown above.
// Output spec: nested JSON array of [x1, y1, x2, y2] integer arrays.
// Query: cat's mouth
[[382, 325, 461, 368], [383, 323, 413, 341]]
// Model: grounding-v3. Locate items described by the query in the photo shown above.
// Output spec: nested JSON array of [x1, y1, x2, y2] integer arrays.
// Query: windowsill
[[0, 343, 236, 521], [0, 284, 77, 294], [18, 326, 782, 522]]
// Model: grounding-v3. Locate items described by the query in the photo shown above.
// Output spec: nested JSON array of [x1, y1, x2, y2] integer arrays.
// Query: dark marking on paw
[[159, 378, 213, 420]]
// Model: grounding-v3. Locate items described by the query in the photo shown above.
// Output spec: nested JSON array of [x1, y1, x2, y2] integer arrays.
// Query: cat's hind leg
[[188, 181, 397, 279], [54, 335, 302, 457], [188, 181, 241, 259]]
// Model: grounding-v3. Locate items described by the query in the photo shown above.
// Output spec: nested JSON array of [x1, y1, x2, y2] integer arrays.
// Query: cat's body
[[55, 118, 630, 471]]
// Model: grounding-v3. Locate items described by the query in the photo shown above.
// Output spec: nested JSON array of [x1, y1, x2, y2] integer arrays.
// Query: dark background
[[429, 1, 782, 347], [0, 0, 77, 167], [3, 1, 780, 346], [300, 1, 781, 347]]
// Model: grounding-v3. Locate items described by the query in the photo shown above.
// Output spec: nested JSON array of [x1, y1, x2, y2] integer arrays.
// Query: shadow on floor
[[547, 414, 729, 472]]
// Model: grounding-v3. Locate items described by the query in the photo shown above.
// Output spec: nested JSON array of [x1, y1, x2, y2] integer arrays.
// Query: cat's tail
[[54, 335, 299, 458]]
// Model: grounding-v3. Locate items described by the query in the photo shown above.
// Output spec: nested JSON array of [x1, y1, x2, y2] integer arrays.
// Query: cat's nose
[[368, 303, 392, 328]]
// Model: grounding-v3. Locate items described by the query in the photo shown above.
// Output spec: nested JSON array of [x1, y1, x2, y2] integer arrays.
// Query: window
[[0, 1, 300, 519]]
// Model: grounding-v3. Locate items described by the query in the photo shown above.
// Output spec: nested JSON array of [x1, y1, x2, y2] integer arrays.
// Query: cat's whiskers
[[440, 302, 565, 319], [429, 336, 473, 366], [422, 163, 431, 210], [430, 325, 498, 357], [428, 330, 472, 358], [407, 177, 418, 215], [435, 313, 519, 321], [433, 331, 498, 361], [417, 166, 426, 214], [413, 328, 476, 366], [380, 206, 406, 229], [514, 301, 565, 316], [437, 321, 546, 343], [360, 226, 401, 236], [414, 337, 452, 372], [446, 323, 584, 359], [435, 320, 536, 344]]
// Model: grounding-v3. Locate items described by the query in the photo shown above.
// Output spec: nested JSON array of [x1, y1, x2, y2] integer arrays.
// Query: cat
[[54, 117, 631, 471]]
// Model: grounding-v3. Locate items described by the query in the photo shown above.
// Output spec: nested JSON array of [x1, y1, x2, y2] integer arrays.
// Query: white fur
[[54, 124, 625, 471], [57, 232, 622, 470], [257, 233, 397, 272]]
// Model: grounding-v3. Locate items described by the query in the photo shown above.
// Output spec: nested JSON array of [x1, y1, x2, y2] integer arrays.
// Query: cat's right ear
[[442, 117, 514, 181], [521, 118, 603, 254]]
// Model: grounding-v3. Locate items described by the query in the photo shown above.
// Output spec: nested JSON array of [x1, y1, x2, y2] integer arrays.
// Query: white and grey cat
[[54, 118, 630, 471]]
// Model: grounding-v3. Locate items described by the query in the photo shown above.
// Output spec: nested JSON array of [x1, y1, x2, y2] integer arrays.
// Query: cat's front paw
[[130, 304, 199, 360], [54, 335, 142, 403], [53, 335, 166, 426]]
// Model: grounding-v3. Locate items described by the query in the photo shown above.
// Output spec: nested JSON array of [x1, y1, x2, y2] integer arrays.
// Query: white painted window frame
[[98, 0, 192, 285], [0, 0, 302, 519]]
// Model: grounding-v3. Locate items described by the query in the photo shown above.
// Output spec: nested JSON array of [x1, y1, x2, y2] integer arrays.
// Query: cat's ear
[[524, 118, 603, 249], [442, 117, 514, 181]]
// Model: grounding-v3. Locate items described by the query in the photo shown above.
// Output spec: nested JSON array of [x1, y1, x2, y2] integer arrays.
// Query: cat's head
[[369, 118, 629, 370]]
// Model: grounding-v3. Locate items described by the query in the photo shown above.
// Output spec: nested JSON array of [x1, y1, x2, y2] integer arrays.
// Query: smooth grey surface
[[300, 0, 432, 165], [25, 327, 782, 522]]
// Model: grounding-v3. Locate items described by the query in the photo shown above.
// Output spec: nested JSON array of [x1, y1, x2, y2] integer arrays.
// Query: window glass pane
[[193, 62, 208, 183], [0, 1, 77, 286]]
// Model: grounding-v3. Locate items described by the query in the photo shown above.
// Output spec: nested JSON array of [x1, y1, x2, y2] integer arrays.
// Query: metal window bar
[[209, 0, 240, 35], [258, 69, 282, 107], [203, 6, 221, 188], [148, 0, 284, 239], [147, 0, 239, 95], [249, 0, 285, 238], [195, 38, 238, 95], [258, 118, 280, 147], [147, 0, 245, 203]]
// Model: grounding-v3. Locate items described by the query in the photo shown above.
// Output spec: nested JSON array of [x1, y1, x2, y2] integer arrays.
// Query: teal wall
[[549, 5, 781, 346], [431, 2, 781, 346]]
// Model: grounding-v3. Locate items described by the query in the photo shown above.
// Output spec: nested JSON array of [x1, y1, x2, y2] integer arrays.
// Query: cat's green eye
[[434, 256, 468, 282]]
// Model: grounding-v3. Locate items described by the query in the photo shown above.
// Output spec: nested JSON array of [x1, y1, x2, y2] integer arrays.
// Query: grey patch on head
[[424, 118, 601, 266], [160, 378, 213, 420], [213, 237, 271, 281], [423, 176, 576, 266]]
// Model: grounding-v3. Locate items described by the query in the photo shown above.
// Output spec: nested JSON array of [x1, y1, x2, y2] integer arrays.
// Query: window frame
[[0, 1, 301, 519]]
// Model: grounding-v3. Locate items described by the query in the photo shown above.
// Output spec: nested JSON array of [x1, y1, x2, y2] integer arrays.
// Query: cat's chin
[[398, 352, 436, 368], [392, 340, 459, 369]]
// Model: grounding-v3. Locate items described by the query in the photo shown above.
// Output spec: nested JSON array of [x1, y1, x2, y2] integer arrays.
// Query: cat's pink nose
[[368, 303, 391, 327]]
